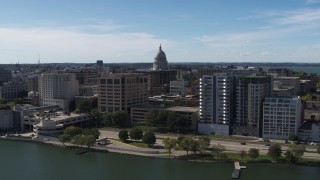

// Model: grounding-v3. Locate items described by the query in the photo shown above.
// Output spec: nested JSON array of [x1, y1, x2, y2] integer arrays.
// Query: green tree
[[301, 94, 314, 102], [248, 148, 259, 159], [83, 135, 96, 149], [142, 131, 156, 147], [211, 143, 225, 158], [14, 98, 24, 105], [198, 137, 211, 154], [112, 110, 130, 127], [177, 136, 186, 147], [76, 99, 92, 113], [129, 127, 143, 140], [72, 134, 85, 147], [290, 144, 305, 160], [63, 126, 83, 138], [268, 144, 282, 161], [118, 130, 129, 142], [163, 137, 177, 157], [59, 134, 71, 146], [284, 150, 296, 164], [83, 128, 100, 139], [91, 108, 101, 128], [317, 144, 320, 154], [179, 137, 194, 156], [288, 133, 299, 142], [191, 140, 200, 154], [103, 112, 113, 126], [240, 150, 247, 161]]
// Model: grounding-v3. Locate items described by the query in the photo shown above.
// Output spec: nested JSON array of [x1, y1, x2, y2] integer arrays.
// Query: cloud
[[305, 0, 320, 4], [0, 27, 173, 63]]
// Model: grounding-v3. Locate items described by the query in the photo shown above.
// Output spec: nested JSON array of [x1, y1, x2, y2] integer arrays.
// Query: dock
[[232, 162, 246, 179]]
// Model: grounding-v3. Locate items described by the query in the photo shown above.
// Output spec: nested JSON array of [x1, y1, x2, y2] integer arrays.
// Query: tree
[[163, 137, 177, 157], [211, 143, 225, 158], [179, 137, 194, 156], [118, 130, 129, 142], [91, 108, 101, 128], [129, 127, 143, 141], [317, 144, 320, 154], [72, 134, 85, 147], [142, 131, 156, 147], [59, 134, 71, 146], [63, 126, 83, 138], [198, 137, 211, 154], [103, 112, 113, 126], [83, 135, 96, 149], [76, 99, 92, 113], [301, 94, 314, 102], [240, 150, 247, 161], [112, 110, 130, 127], [248, 148, 259, 159], [288, 133, 299, 142], [289, 144, 305, 160], [268, 144, 282, 161], [191, 140, 200, 154], [177, 136, 186, 147], [284, 150, 296, 164], [83, 128, 100, 139], [14, 98, 24, 105]]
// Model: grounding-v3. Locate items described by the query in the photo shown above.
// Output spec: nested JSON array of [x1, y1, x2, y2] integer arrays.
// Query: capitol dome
[[153, 45, 168, 70]]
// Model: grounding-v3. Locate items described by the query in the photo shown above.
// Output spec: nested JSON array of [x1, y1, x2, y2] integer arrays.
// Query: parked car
[[240, 142, 246, 145], [265, 144, 271, 147]]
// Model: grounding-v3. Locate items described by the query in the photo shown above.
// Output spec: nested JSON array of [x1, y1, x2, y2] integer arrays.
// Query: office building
[[38, 73, 79, 110], [263, 96, 301, 140], [98, 73, 148, 113]]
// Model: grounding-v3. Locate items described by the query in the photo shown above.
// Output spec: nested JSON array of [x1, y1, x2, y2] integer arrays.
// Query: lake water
[[0, 140, 319, 180]]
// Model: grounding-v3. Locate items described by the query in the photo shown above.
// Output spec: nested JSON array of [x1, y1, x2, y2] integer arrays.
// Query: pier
[[232, 162, 246, 179]]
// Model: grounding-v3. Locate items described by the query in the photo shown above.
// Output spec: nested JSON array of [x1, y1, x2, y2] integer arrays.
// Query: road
[[99, 129, 320, 159]]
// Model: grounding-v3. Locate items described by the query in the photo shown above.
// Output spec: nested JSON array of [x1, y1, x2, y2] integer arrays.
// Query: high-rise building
[[263, 96, 301, 140], [38, 73, 79, 110], [25, 75, 39, 93], [98, 73, 148, 113], [234, 76, 272, 136], [198, 74, 235, 135]]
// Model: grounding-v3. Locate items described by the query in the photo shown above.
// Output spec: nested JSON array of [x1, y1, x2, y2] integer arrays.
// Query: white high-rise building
[[39, 73, 79, 110], [198, 74, 234, 135], [262, 96, 301, 140]]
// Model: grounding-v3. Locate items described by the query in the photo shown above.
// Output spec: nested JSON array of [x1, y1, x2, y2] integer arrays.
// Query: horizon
[[1, 0, 320, 64]]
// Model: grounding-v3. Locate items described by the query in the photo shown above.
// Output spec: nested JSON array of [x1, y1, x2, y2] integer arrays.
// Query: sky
[[0, 0, 320, 64]]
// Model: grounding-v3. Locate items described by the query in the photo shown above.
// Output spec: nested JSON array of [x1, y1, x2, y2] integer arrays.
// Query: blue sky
[[0, 0, 320, 64]]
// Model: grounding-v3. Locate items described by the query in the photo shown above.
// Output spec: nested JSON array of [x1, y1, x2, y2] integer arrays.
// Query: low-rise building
[[298, 121, 320, 142]]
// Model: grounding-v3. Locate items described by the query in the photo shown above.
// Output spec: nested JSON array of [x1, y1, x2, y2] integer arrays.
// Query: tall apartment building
[[263, 96, 301, 140], [98, 73, 148, 113], [198, 74, 235, 135], [234, 76, 272, 136], [38, 73, 79, 110]]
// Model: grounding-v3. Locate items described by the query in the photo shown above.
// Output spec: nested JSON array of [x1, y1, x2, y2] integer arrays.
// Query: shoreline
[[1, 135, 320, 167]]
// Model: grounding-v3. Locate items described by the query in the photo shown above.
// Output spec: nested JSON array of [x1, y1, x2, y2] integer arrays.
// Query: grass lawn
[[109, 138, 149, 148]]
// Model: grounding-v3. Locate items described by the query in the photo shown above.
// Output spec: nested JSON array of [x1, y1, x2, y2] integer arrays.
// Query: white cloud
[[305, 0, 320, 4], [0, 27, 173, 63]]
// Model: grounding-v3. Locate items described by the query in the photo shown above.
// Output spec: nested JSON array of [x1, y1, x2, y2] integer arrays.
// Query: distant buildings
[[262, 96, 302, 140], [98, 73, 148, 113], [0, 67, 12, 85], [38, 73, 79, 110], [137, 45, 176, 96], [170, 80, 189, 96]]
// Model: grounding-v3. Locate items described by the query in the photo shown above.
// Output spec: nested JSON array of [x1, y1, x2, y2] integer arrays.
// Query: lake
[[0, 140, 319, 180]]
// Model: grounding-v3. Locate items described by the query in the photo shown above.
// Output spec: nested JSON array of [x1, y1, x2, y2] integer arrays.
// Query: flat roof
[[165, 106, 199, 112]]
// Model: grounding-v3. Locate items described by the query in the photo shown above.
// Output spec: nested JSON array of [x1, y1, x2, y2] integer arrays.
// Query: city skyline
[[1, 0, 320, 64]]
